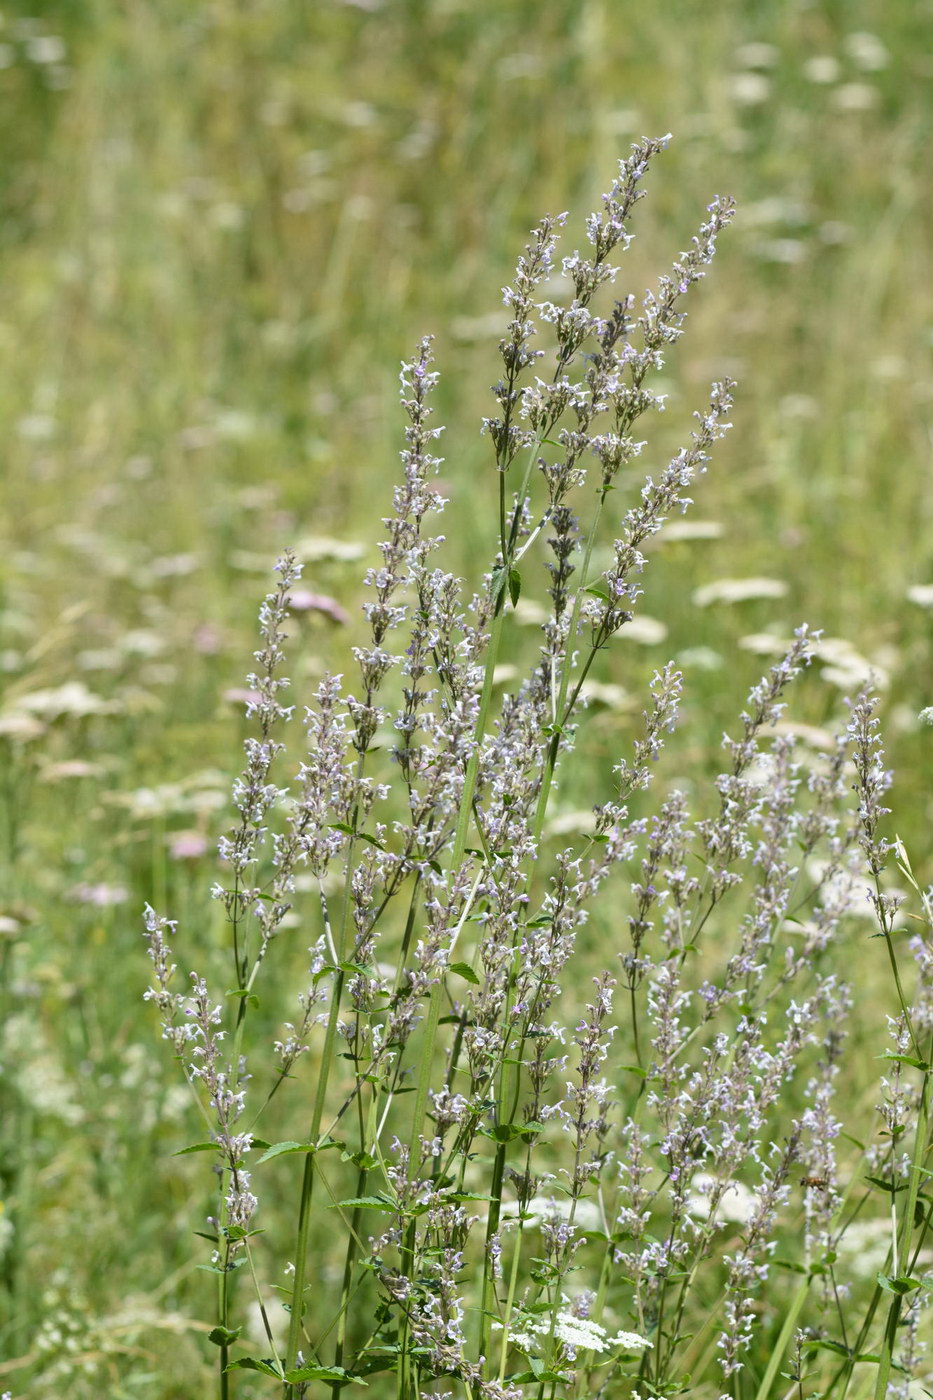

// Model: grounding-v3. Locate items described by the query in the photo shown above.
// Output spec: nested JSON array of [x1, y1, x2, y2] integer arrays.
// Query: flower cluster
[[141, 145, 933, 1400]]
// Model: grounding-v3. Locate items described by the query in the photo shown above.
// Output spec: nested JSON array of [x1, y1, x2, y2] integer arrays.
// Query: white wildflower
[[686, 1173, 757, 1225], [692, 577, 788, 606]]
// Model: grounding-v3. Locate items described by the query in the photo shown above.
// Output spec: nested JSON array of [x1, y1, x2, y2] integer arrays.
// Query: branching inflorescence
[[143, 142, 933, 1400]]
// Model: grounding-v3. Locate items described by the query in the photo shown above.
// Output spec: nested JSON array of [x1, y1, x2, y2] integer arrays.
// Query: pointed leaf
[[208, 1325, 242, 1346], [256, 1141, 317, 1165], [224, 1355, 284, 1377], [334, 1196, 397, 1212], [448, 961, 480, 985], [285, 1365, 367, 1385]]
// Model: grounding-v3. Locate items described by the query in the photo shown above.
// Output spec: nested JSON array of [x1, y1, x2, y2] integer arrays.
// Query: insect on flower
[[799, 1176, 829, 1191]]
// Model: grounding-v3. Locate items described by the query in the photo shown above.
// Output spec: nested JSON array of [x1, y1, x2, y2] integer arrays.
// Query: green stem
[[476, 1142, 508, 1369], [530, 488, 610, 848], [497, 1215, 528, 1382], [752, 1276, 811, 1400], [873, 1291, 902, 1400], [285, 837, 362, 1379], [220, 1240, 231, 1399], [406, 600, 509, 1160], [283, 967, 346, 1377]]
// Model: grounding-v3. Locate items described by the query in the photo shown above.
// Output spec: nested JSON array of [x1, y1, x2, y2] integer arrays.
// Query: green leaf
[[225, 989, 260, 1009], [256, 1141, 316, 1164], [519, 1120, 545, 1141], [334, 1196, 397, 1213], [804, 1339, 850, 1358], [224, 1355, 284, 1377], [342, 1149, 380, 1170], [508, 567, 521, 608], [208, 1325, 242, 1346], [448, 961, 480, 985], [878, 1051, 930, 1071], [489, 1123, 524, 1143], [328, 823, 385, 850], [173, 1141, 218, 1156], [865, 1175, 906, 1195], [877, 1272, 921, 1295], [618, 1064, 647, 1079], [285, 1365, 368, 1385]]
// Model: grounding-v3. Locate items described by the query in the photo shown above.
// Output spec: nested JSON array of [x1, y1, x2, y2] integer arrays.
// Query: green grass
[[0, 1, 931, 1395]]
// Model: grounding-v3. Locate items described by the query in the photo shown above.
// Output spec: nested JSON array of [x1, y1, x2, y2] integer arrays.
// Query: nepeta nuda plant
[[144, 141, 932, 1400]]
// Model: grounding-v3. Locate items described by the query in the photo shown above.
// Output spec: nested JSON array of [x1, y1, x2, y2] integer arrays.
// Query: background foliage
[[1, 1, 931, 1394]]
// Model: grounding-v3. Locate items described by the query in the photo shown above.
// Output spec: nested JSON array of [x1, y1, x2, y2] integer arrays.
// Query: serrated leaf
[[448, 961, 480, 985], [334, 1196, 397, 1212], [878, 1051, 930, 1070], [804, 1339, 850, 1358], [173, 1141, 218, 1156], [508, 568, 521, 608], [877, 1273, 920, 1295], [490, 1123, 523, 1143], [208, 1325, 242, 1346], [342, 1149, 380, 1170], [224, 1355, 284, 1377], [285, 1365, 367, 1385], [256, 1141, 316, 1164]]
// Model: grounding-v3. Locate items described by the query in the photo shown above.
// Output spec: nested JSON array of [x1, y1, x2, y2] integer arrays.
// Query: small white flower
[[831, 83, 878, 112], [692, 577, 788, 607], [494, 1302, 650, 1359], [843, 31, 888, 70], [729, 72, 770, 105], [803, 55, 840, 83], [734, 42, 778, 69], [686, 1173, 757, 1225]]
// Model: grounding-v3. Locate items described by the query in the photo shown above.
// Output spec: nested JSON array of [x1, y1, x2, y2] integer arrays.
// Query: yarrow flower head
[[494, 1298, 651, 1361]]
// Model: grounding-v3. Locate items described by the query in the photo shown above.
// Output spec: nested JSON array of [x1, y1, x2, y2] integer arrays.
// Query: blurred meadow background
[[1, 0, 932, 1394]]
